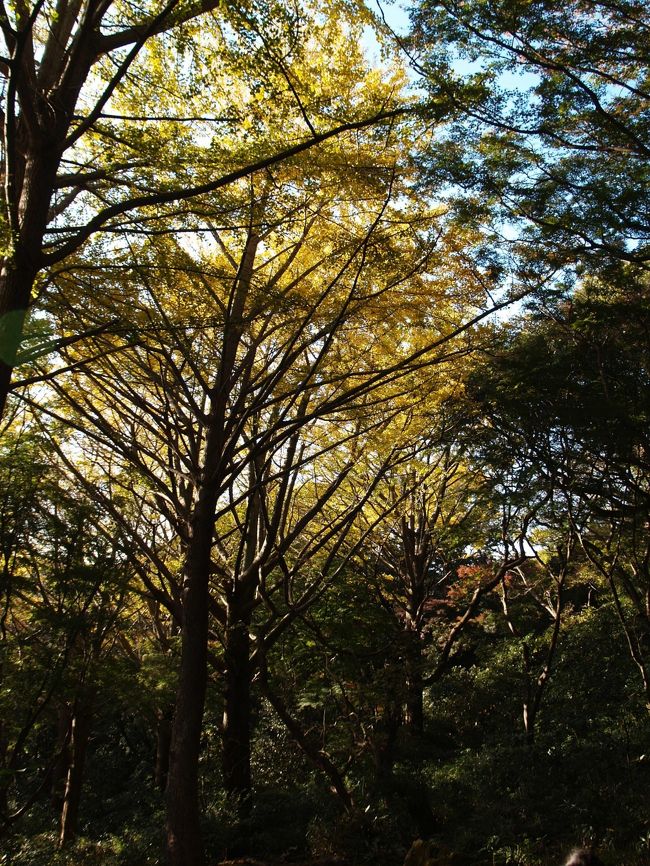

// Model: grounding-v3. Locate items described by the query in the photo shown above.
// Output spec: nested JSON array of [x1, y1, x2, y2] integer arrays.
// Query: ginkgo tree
[[0, 0, 427, 419], [17, 99, 517, 860]]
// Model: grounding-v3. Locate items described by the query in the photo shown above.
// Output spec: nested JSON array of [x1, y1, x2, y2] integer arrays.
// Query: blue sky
[[373, 0, 411, 35]]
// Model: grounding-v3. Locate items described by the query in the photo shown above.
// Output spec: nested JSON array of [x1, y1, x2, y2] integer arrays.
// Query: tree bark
[[404, 631, 424, 733], [165, 232, 258, 866], [0, 139, 63, 416], [58, 701, 91, 847], [155, 706, 174, 791], [373, 704, 400, 791], [0, 719, 8, 818], [0, 256, 39, 417], [222, 610, 253, 816], [50, 703, 72, 812], [165, 507, 212, 866]]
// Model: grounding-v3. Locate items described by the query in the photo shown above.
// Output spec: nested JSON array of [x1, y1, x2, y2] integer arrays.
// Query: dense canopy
[[0, 2, 648, 865]]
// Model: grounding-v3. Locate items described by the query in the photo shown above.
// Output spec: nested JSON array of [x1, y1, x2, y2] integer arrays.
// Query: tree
[[20, 132, 507, 859], [498, 532, 575, 744], [0, 0, 419, 419], [360, 439, 485, 734], [0, 423, 132, 840], [464, 277, 650, 708], [410, 0, 649, 290]]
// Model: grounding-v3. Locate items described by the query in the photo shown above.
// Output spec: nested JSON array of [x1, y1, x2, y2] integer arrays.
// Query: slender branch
[[43, 105, 415, 265]]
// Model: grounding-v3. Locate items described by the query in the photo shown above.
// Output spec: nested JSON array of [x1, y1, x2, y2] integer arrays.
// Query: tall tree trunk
[[221, 429, 263, 818], [165, 515, 212, 866], [155, 705, 174, 791], [522, 602, 564, 746], [0, 257, 38, 417], [0, 719, 8, 818], [58, 701, 91, 847], [373, 703, 400, 792], [222, 610, 253, 817], [404, 632, 424, 733], [0, 143, 62, 417], [50, 703, 72, 812], [165, 233, 258, 865]]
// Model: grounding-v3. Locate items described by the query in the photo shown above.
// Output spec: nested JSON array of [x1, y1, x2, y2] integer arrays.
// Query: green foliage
[[420, 601, 649, 864], [3, 826, 162, 866], [1, 1, 649, 864], [412, 0, 649, 304]]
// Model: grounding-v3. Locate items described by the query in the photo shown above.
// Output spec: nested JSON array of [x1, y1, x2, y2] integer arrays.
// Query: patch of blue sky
[[362, 0, 540, 88], [359, 0, 564, 322], [360, 0, 410, 72]]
